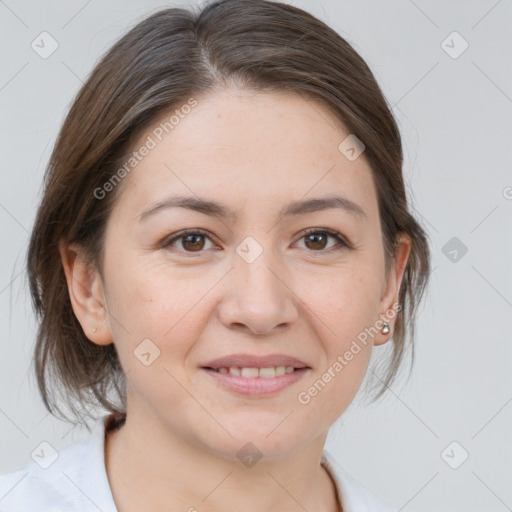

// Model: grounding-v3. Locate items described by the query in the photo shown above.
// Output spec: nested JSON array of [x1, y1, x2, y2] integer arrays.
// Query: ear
[[59, 241, 113, 345], [374, 233, 412, 346]]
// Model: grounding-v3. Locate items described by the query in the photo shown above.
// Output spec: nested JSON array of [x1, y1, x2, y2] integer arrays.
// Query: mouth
[[200, 365, 311, 396], [203, 365, 304, 378]]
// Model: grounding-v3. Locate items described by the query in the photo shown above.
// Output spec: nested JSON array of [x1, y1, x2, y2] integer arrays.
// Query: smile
[[210, 366, 296, 378], [201, 366, 310, 395]]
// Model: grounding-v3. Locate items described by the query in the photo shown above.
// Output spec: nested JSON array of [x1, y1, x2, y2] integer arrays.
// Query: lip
[[201, 353, 310, 370], [201, 367, 310, 396]]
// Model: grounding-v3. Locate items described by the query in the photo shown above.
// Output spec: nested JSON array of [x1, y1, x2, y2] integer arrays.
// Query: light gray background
[[1, 1, 511, 511]]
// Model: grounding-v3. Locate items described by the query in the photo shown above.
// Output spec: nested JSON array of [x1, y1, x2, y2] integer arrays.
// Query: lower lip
[[201, 368, 310, 396]]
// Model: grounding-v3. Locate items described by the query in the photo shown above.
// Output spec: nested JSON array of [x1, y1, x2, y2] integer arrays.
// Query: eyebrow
[[138, 194, 367, 222]]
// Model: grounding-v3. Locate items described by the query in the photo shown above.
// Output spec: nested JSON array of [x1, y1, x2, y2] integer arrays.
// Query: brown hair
[[27, 0, 431, 423]]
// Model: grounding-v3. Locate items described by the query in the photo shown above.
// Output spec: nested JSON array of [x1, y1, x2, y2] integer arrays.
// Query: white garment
[[0, 414, 395, 511]]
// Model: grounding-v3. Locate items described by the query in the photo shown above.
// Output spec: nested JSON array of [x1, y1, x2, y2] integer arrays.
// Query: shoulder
[[0, 414, 116, 512], [0, 438, 87, 511], [321, 451, 396, 512]]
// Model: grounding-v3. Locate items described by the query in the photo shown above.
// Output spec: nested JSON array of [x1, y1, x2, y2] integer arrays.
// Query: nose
[[217, 248, 300, 336]]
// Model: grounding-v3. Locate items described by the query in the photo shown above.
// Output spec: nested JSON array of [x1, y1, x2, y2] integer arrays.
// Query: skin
[[60, 86, 411, 512]]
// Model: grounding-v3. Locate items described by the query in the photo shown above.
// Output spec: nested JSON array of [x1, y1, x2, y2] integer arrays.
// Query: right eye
[[162, 229, 217, 254]]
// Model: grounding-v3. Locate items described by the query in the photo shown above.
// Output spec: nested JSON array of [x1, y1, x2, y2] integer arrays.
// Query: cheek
[[295, 264, 381, 406], [103, 266, 202, 406], [300, 258, 383, 331], [104, 253, 191, 329], [100, 256, 183, 371]]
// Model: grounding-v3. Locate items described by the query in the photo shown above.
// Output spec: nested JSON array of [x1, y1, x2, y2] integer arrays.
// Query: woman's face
[[94, 87, 409, 459]]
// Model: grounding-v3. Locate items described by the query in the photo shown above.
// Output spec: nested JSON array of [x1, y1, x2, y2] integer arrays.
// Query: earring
[[92, 327, 97, 333], [381, 321, 390, 334]]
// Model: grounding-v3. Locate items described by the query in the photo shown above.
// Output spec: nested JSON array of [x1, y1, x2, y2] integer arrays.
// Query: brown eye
[[304, 232, 329, 250], [162, 228, 351, 256], [162, 229, 215, 254], [181, 234, 206, 252], [297, 229, 351, 252]]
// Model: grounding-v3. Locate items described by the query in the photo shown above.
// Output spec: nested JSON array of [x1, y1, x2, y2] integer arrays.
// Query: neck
[[104, 411, 341, 512]]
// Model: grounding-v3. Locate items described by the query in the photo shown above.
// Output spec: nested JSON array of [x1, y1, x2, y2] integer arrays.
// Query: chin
[[203, 415, 315, 462]]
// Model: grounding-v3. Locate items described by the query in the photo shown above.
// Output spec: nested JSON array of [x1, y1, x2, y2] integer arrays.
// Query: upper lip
[[202, 353, 310, 369]]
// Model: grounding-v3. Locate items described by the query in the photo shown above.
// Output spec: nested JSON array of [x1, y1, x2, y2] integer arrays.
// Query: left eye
[[295, 229, 350, 252], [162, 228, 350, 254]]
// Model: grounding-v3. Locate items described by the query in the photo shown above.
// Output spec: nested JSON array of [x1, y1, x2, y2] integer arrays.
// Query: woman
[[0, 0, 431, 510]]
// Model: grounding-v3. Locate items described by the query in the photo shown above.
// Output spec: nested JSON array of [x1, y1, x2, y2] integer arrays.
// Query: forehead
[[115, 88, 379, 224]]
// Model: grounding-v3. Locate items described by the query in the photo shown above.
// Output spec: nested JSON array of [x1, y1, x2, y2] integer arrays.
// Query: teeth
[[241, 367, 259, 378], [215, 366, 298, 378], [275, 366, 286, 376], [259, 367, 276, 378]]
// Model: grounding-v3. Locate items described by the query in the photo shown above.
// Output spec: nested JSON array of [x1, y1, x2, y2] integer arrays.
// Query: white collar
[[92, 413, 394, 511], [1, 413, 394, 511]]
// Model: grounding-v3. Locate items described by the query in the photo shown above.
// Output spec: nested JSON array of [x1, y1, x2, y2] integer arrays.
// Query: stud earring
[[381, 321, 390, 334], [92, 327, 97, 333]]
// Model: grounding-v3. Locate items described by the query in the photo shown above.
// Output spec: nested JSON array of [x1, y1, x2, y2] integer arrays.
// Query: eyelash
[[161, 228, 352, 256]]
